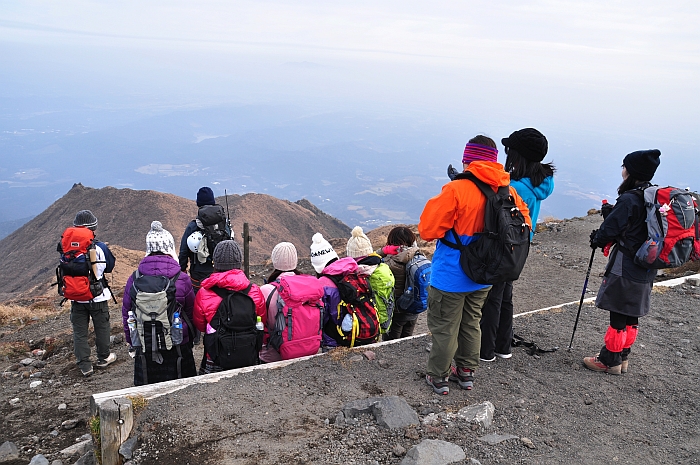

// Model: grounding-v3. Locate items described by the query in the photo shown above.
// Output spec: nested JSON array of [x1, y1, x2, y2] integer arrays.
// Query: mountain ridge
[[0, 183, 351, 300]]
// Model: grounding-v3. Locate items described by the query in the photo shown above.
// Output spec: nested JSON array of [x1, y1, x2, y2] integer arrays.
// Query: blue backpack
[[398, 253, 431, 314]]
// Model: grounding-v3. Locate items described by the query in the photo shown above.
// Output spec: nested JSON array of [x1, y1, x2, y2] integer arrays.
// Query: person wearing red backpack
[[65, 210, 117, 377], [193, 240, 266, 374], [419, 136, 531, 395], [586, 149, 661, 375]]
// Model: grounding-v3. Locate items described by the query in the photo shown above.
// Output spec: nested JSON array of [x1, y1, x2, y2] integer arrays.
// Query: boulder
[[0, 441, 20, 463], [341, 396, 419, 429], [457, 401, 495, 428], [400, 439, 466, 465], [29, 454, 50, 465]]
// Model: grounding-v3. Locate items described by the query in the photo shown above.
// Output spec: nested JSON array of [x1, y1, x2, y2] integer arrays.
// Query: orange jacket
[[418, 161, 531, 292]]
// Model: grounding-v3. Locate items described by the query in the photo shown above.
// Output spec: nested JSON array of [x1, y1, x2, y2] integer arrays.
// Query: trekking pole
[[568, 247, 596, 350], [224, 189, 233, 239]]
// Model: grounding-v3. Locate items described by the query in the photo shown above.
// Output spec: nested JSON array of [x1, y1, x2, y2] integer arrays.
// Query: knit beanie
[[623, 149, 661, 182], [146, 221, 178, 261], [196, 187, 216, 207], [502, 128, 548, 162], [310, 233, 338, 274], [462, 143, 498, 164], [346, 226, 373, 259], [73, 210, 98, 230], [213, 240, 243, 271], [270, 242, 298, 272]]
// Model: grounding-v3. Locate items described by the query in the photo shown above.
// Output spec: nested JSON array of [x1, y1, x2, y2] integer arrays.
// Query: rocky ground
[[1, 212, 699, 464]]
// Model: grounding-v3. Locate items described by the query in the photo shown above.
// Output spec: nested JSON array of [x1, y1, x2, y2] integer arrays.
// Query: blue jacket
[[510, 176, 554, 239]]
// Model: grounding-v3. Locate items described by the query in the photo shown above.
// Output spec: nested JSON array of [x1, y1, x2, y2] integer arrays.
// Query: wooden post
[[243, 222, 251, 278], [99, 397, 134, 465]]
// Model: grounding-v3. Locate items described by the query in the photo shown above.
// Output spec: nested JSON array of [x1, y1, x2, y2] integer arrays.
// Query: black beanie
[[502, 128, 548, 162], [196, 187, 216, 207], [623, 149, 661, 182]]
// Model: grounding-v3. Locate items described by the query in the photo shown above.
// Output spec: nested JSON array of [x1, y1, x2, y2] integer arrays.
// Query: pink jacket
[[193, 269, 266, 333]]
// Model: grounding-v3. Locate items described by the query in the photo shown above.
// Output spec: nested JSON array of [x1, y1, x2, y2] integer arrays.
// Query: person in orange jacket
[[418, 135, 531, 395]]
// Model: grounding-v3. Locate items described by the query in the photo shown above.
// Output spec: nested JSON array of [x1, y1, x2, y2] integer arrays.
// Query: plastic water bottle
[[341, 313, 353, 332], [171, 311, 183, 345], [256, 316, 264, 331], [127, 311, 141, 348], [397, 286, 414, 310]]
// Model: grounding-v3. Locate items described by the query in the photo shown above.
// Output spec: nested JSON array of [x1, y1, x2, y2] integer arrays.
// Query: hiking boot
[[81, 366, 93, 377], [425, 374, 449, 395], [583, 355, 621, 375], [621, 359, 629, 374], [95, 353, 117, 368], [495, 352, 512, 359], [449, 366, 474, 390], [479, 356, 496, 362]]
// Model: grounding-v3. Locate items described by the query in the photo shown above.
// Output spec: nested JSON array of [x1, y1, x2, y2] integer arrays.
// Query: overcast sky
[[1, 1, 698, 190]]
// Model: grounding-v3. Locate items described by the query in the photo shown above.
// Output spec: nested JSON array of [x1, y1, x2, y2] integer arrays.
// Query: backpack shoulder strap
[[439, 227, 464, 250], [265, 283, 279, 309], [212, 283, 253, 300], [454, 171, 498, 198]]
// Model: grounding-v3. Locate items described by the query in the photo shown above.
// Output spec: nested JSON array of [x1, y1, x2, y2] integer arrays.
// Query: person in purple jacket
[[122, 221, 197, 386]]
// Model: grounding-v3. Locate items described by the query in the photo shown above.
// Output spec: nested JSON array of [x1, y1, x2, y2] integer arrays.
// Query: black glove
[[447, 164, 459, 181], [589, 229, 599, 249], [601, 202, 614, 220]]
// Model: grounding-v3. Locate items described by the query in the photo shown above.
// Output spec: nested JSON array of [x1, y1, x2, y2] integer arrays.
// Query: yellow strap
[[350, 314, 359, 348]]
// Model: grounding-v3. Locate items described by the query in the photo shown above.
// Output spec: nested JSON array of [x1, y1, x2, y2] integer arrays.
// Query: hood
[[137, 254, 181, 278], [201, 268, 251, 291], [514, 176, 555, 201], [322, 257, 358, 276], [394, 246, 420, 264], [463, 161, 510, 188]]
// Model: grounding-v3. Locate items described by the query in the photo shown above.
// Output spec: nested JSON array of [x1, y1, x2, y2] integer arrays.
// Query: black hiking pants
[[479, 281, 514, 359]]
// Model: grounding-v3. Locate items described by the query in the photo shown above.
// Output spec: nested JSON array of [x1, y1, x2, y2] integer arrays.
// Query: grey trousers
[[70, 301, 111, 371], [426, 286, 491, 377]]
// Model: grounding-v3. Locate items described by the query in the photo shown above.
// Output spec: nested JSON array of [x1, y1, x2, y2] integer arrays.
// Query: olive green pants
[[426, 286, 491, 378], [70, 301, 111, 372]]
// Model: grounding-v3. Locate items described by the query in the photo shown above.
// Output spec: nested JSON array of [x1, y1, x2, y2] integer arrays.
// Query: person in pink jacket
[[193, 240, 266, 374], [259, 242, 302, 363]]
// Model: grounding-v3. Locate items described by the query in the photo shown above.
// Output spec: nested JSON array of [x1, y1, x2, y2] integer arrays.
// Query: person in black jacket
[[178, 187, 231, 294], [585, 149, 661, 375]]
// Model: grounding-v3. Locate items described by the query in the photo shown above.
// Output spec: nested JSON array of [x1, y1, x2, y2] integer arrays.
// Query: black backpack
[[196, 205, 232, 259], [440, 172, 531, 284], [204, 285, 262, 369]]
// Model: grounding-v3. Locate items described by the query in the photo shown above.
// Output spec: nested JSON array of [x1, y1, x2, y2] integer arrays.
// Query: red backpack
[[55, 227, 103, 302], [633, 186, 699, 269], [324, 272, 380, 347], [266, 274, 325, 360]]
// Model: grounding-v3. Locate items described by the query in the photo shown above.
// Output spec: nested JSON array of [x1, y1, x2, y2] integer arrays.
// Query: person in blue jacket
[[479, 128, 555, 361]]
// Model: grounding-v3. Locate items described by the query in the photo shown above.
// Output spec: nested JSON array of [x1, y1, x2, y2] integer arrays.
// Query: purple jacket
[[318, 257, 358, 348], [121, 254, 196, 346]]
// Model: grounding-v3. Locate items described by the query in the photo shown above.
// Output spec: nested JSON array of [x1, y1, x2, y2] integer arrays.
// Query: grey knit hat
[[213, 240, 243, 271], [73, 210, 98, 230]]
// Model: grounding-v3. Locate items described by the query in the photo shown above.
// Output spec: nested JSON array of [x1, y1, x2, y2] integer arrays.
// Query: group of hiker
[[55, 128, 698, 393]]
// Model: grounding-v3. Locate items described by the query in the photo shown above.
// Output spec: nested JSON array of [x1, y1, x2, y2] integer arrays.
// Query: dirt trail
[[1, 213, 699, 464]]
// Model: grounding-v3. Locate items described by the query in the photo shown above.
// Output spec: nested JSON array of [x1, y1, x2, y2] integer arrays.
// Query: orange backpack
[[55, 227, 103, 302]]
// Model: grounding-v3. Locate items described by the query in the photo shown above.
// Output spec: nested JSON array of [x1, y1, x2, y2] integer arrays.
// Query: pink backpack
[[266, 274, 325, 360]]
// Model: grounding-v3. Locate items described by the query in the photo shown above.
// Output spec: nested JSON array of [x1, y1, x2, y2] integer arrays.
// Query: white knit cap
[[346, 226, 373, 259], [310, 233, 338, 274], [271, 242, 298, 272], [146, 221, 178, 261]]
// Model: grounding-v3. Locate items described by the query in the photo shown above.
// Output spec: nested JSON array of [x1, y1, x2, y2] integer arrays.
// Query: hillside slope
[[0, 184, 350, 299]]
